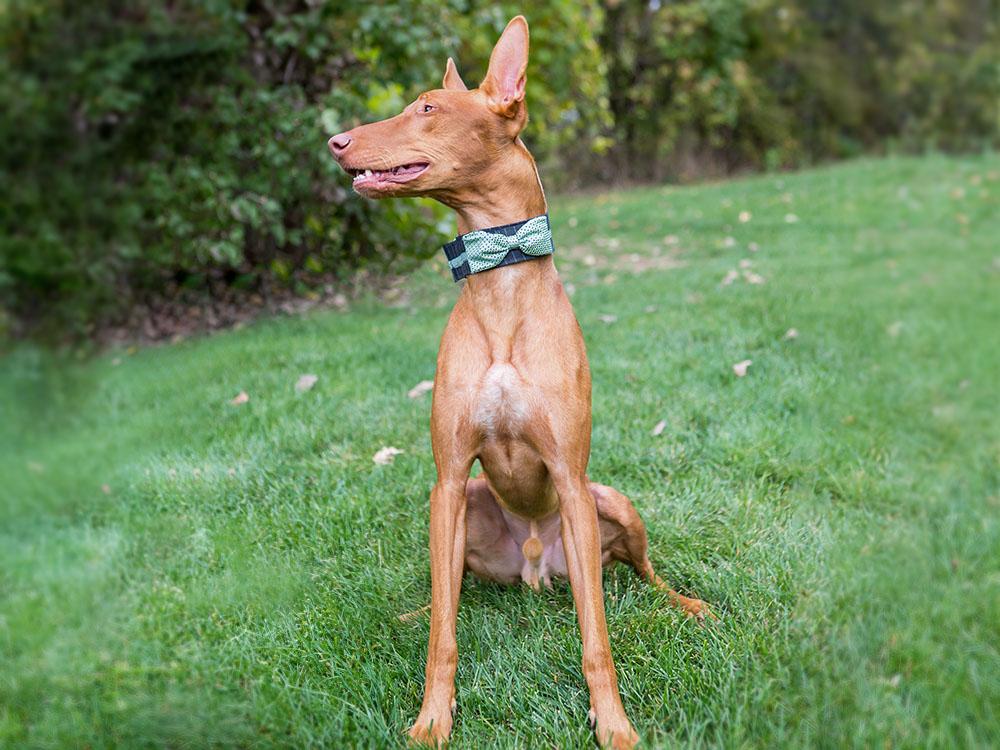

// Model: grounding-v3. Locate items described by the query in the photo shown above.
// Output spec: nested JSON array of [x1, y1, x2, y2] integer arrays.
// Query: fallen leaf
[[732, 359, 752, 377], [748, 242, 760, 252], [721, 269, 739, 286], [739, 259, 752, 269], [230, 391, 249, 405], [373, 446, 404, 465], [723, 236, 736, 248], [663, 234, 680, 245], [887, 321, 903, 337], [101, 484, 111, 495], [644, 305, 658, 313], [295, 374, 318, 392], [783, 328, 799, 340], [407, 380, 434, 399], [598, 314, 618, 324], [743, 271, 766, 285], [784, 213, 799, 223], [651, 420, 666, 437], [739, 210, 752, 223]]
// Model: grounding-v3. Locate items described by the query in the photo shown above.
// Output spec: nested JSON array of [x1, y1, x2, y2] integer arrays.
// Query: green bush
[[597, 0, 1000, 181], [1, 0, 996, 339], [0, 1, 606, 339]]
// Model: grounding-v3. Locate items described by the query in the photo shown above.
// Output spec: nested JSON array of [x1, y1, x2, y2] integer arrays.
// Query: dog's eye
[[421, 103, 435, 113]]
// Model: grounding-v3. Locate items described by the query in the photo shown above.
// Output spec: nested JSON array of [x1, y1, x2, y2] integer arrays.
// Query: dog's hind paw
[[674, 594, 717, 624]]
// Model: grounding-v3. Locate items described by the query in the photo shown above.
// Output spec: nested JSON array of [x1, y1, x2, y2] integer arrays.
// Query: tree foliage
[[0, 1, 606, 338], [598, 0, 1000, 181], [1, 0, 996, 339]]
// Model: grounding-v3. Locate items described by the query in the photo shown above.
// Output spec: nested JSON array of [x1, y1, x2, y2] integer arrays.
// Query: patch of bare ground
[[561, 237, 686, 273], [93, 268, 410, 349]]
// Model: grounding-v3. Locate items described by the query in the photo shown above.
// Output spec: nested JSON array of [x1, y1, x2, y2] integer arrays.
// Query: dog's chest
[[472, 363, 531, 434]]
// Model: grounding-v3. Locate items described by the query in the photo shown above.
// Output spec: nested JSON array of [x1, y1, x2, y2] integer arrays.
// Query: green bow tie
[[445, 214, 555, 279]]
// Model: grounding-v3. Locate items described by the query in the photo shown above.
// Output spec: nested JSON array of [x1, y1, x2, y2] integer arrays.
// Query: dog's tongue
[[392, 164, 425, 176]]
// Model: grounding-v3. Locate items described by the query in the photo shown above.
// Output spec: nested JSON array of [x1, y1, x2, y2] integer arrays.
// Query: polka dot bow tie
[[442, 214, 555, 281]]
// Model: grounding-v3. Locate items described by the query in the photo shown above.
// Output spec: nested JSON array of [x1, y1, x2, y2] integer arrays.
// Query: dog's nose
[[328, 132, 352, 156]]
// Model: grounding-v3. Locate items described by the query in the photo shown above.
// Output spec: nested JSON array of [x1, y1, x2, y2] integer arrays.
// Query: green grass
[[2, 154, 999, 749]]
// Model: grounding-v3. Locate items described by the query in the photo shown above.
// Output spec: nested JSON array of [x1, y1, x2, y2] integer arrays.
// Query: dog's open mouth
[[347, 162, 429, 191]]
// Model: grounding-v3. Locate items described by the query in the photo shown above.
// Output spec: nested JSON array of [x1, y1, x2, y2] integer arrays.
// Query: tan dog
[[328, 16, 711, 749]]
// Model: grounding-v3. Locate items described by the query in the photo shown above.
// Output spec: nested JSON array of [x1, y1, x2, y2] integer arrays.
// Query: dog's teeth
[[364, 169, 372, 178]]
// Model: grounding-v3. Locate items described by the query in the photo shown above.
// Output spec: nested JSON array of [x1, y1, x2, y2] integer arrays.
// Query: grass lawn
[[2, 154, 998, 749]]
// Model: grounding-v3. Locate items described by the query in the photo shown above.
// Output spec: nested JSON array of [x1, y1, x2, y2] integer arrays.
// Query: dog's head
[[327, 16, 530, 203]]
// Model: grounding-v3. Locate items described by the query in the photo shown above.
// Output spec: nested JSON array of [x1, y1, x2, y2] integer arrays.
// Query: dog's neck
[[451, 140, 547, 235], [447, 140, 560, 360]]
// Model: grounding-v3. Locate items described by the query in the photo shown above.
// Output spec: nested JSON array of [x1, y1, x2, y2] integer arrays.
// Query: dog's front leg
[[408, 477, 468, 747], [556, 474, 639, 750]]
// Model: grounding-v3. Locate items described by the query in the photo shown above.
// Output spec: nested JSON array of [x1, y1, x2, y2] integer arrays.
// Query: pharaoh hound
[[328, 16, 712, 749]]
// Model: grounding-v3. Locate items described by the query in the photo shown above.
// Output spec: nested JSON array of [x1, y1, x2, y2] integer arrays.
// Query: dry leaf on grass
[[598, 314, 618, 324], [783, 328, 799, 340], [407, 380, 434, 399], [229, 391, 249, 405], [739, 211, 752, 223], [373, 446, 404, 465], [295, 374, 318, 392], [784, 213, 800, 224], [887, 321, 904, 337], [721, 269, 739, 286], [651, 420, 667, 437], [743, 271, 766, 285], [732, 359, 752, 377]]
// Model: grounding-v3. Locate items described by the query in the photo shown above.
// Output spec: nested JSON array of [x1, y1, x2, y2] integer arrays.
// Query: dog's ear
[[442, 57, 468, 91], [481, 16, 529, 118]]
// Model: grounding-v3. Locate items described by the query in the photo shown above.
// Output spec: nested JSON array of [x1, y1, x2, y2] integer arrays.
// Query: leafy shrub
[[597, 0, 1000, 182], [0, 1, 606, 339], [1, 0, 996, 339]]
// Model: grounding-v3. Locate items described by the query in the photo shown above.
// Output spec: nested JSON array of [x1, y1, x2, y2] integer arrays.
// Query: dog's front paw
[[589, 708, 639, 749], [407, 704, 454, 747]]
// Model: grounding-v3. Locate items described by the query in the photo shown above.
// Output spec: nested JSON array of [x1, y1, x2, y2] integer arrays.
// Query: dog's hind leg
[[592, 483, 715, 623]]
